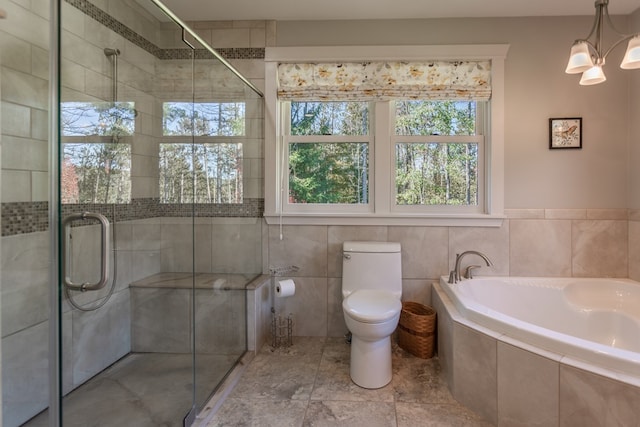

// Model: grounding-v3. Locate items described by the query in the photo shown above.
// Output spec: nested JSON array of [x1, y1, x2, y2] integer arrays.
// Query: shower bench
[[129, 272, 271, 354]]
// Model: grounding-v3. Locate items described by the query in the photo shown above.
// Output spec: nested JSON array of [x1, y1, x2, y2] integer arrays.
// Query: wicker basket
[[397, 301, 436, 359]]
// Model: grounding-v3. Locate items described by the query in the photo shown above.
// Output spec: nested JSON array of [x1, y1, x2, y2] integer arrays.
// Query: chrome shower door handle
[[62, 212, 110, 292]]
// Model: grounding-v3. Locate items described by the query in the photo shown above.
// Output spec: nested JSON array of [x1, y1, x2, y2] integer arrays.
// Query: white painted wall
[[276, 16, 634, 209]]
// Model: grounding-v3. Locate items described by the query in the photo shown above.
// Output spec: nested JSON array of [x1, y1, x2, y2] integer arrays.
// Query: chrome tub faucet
[[448, 250, 493, 284]]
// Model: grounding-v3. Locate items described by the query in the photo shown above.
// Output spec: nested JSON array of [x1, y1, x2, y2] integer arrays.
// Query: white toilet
[[342, 241, 402, 389]]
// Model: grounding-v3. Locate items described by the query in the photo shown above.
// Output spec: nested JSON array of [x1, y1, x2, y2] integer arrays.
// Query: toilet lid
[[343, 290, 401, 323]]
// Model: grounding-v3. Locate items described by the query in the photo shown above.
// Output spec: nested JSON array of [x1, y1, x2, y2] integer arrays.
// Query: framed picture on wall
[[549, 117, 582, 149]]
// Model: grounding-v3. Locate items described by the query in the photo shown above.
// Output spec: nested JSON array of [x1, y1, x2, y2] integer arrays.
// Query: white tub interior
[[439, 276, 640, 381]]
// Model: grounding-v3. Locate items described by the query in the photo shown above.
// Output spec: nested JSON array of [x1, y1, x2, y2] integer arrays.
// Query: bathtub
[[432, 276, 640, 425], [438, 276, 640, 379]]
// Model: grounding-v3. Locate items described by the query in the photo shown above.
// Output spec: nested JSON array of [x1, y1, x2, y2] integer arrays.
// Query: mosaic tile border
[[65, 0, 265, 60], [1, 202, 49, 236], [2, 198, 264, 236], [159, 48, 265, 60]]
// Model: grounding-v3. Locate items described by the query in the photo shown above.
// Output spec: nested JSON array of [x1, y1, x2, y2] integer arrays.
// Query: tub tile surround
[[509, 219, 573, 277], [559, 365, 640, 427], [628, 220, 640, 280], [497, 342, 559, 427], [571, 220, 628, 278], [432, 282, 640, 427], [452, 323, 498, 424]]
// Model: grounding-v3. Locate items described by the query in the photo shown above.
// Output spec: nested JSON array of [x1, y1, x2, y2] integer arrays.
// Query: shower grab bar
[[62, 212, 110, 292]]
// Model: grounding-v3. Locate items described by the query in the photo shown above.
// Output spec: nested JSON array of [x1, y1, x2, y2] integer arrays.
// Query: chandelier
[[565, 0, 640, 85]]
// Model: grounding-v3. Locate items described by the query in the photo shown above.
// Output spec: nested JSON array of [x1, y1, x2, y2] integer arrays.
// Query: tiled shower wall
[[1, 2, 267, 426], [1, 2, 55, 425]]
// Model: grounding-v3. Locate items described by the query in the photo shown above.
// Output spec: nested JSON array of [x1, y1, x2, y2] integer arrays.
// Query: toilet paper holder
[[268, 265, 299, 276], [271, 307, 293, 348], [269, 265, 297, 348]]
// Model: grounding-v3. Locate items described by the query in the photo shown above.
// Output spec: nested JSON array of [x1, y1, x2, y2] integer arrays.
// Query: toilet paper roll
[[276, 279, 296, 298]]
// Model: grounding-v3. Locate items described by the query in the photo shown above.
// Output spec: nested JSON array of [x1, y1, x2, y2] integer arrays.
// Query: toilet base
[[349, 335, 392, 389]]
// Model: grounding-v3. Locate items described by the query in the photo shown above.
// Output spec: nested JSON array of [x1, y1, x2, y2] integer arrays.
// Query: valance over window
[[277, 60, 492, 101]]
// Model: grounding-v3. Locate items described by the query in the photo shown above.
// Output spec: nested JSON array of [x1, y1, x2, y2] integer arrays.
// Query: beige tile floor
[[205, 337, 493, 427]]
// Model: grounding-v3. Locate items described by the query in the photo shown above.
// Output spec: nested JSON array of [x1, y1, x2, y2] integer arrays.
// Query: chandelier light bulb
[[621, 36, 640, 70], [565, 41, 594, 74], [580, 64, 607, 85]]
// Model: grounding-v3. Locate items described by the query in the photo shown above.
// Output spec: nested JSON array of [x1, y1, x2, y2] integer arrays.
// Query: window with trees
[[282, 100, 484, 214], [159, 102, 245, 204], [265, 45, 508, 225], [61, 102, 134, 204], [286, 102, 370, 207], [393, 100, 483, 213]]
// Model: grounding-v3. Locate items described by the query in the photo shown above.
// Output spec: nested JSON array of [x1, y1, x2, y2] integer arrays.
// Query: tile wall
[[265, 208, 629, 338], [628, 210, 640, 281], [432, 280, 640, 426], [179, 20, 637, 339], [1, 2, 52, 425], [1, 2, 268, 426]]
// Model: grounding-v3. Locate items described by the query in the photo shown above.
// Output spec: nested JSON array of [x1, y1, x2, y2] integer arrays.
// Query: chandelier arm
[[602, 33, 640, 60], [580, 40, 599, 58], [580, 7, 601, 43], [603, 5, 633, 38]]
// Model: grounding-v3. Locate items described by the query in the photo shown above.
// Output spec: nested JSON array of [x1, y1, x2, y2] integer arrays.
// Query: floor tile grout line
[[301, 336, 328, 425]]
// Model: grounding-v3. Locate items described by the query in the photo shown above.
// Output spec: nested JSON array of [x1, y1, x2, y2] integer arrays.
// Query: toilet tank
[[342, 241, 402, 298]]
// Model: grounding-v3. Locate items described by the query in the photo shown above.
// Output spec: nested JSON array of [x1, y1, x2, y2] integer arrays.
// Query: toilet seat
[[343, 290, 401, 324]]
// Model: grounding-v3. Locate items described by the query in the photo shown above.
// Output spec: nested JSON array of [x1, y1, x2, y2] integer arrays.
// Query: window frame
[[264, 45, 509, 226], [282, 100, 375, 214], [60, 101, 136, 204], [390, 100, 486, 215], [159, 99, 247, 204]]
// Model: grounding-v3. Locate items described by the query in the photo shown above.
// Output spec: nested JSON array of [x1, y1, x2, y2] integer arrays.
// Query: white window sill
[[264, 213, 505, 227]]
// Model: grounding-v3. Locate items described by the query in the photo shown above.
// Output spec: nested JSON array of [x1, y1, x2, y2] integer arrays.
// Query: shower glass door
[[0, 0, 261, 425], [58, 1, 197, 425]]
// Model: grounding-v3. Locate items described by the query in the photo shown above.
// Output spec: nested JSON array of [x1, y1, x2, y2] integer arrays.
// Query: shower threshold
[[23, 352, 241, 427]]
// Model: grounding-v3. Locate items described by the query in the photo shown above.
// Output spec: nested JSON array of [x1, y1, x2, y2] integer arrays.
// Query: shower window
[[159, 101, 245, 203], [60, 102, 134, 203], [62, 143, 131, 204], [159, 142, 243, 203], [163, 102, 245, 136], [61, 101, 136, 137]]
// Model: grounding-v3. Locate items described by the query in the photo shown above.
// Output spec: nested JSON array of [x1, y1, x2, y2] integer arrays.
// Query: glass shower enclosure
[[0, 0, 263, 425]]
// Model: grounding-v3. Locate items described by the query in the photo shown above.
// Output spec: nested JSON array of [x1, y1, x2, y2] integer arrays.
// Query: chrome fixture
[[448, 250, 493, 284], [104, 48, 120, 107], [464, 264, 481, 279], [103, 47, 120, 57], [62, 212, 110, 292], [565, 0, 640, 85]]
